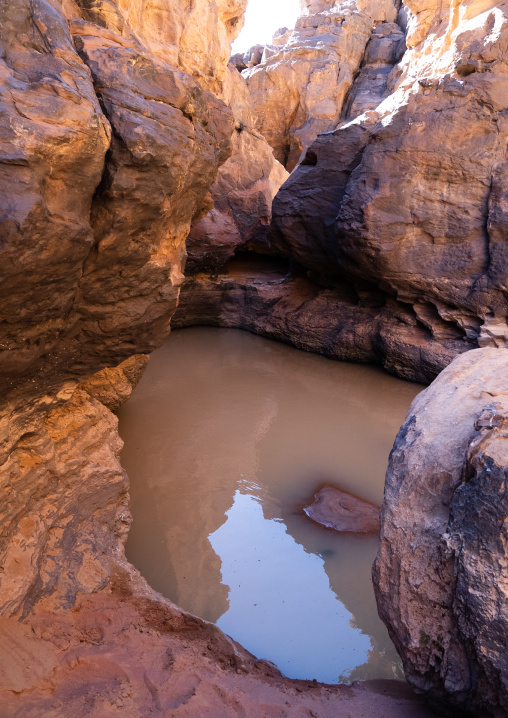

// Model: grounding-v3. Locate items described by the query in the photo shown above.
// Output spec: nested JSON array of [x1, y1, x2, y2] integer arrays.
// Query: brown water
[[118, 327, 422, 684]]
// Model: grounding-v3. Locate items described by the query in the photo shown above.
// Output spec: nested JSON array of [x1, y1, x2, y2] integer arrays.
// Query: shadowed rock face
[[270, 0, 508, 357], [373, 348, 508, 716]]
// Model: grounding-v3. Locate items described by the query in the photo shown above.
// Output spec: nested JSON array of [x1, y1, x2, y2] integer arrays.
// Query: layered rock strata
[[373, 348, 508, 716]]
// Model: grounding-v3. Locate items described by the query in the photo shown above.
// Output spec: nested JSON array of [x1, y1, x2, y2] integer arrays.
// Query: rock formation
[[2, 0, 508, 714], [185, 65, 289, 275], [0, 0, 234, 398], [0, 0, 433, 716], [270, 0, 508, 358], [243, 0, 398, 170], [178, 0, 508, 385], [373, 348, 508, 716]]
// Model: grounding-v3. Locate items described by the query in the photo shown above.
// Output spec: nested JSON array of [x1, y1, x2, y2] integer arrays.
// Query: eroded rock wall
[[242, 0, 398, 170], [0, 1, 434, 716], [0, 0, 234, 401], [271, 0, 508, 360], [185, 66, 289, 275]]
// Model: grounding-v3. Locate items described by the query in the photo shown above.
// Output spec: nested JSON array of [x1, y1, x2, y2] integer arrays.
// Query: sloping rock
[[373, 348, 508, 716]]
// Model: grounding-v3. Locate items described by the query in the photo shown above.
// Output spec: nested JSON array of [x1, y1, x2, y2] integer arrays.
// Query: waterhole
[[118, 327, 422, 684]]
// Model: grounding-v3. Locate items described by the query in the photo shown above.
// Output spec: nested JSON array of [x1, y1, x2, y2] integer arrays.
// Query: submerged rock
[[304, 486, 380, 533]]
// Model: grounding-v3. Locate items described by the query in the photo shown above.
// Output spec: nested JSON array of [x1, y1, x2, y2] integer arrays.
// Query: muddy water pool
[[118, 327, 422, 684]]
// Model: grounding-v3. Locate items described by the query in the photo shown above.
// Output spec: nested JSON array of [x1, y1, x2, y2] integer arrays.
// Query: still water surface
[[118, 327, 422, 684]]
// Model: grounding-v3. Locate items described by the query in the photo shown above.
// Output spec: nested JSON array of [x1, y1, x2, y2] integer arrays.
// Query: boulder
[[373, 348, 508, 716]]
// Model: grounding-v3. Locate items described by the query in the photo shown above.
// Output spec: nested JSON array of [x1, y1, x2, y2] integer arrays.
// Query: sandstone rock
[[304, 485, 380, 533], [243, 0, 397, 170], [186, 66, 289, 274], [74, 0, 248, 92], [373, 348, 508, 716], [231, 43, 265, 72], [267, 0, 508, 374], [0, 0, 234, 398], [342, 22, 406, 119], [79, 355, 150, 412], [173, 260, 463, 383], [0, 0, 110, 384]]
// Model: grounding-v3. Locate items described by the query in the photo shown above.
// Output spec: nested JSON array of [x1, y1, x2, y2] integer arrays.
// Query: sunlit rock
[[243, 0, 397, 170]]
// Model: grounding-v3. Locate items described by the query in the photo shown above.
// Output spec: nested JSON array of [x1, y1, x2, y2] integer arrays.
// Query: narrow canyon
[[0, 0, 507, 716]]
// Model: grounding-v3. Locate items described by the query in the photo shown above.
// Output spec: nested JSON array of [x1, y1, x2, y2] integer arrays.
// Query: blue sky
[[232, 0, 300, 53]]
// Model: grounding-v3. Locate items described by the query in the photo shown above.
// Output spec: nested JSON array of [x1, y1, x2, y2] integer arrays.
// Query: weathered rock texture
[[185, 66, 289, 275], [0, 0, 234, 398], [174, 257, 461, 383], [72, 0, 248, 92], [0, 0, 433, 716], [242, 0, 398, 170], [180, 0, 508, 386], [270, 0, 508, 361], [373, 348, 508, 716]]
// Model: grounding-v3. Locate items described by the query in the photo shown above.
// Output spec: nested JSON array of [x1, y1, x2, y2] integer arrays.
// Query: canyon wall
[[177, 0, 508, 385], [1, 0, 507, 715], [0, 1, 432, 716]]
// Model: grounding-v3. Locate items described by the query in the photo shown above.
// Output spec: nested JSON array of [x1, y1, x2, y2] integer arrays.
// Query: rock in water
[[373, 348, 508, 716], [304, 486, 380, 533]]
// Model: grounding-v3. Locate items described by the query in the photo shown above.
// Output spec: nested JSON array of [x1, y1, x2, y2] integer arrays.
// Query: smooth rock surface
[[304, 485, 380, 533], [373, 348, 508, 716]]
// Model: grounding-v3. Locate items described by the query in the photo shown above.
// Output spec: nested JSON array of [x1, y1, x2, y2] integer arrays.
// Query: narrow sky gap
[[232, 0, 301, 53]]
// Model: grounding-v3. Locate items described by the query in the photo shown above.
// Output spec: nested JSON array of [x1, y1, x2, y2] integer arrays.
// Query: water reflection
[[210, 490, 370, 683], [117, 327, 422, 682]]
